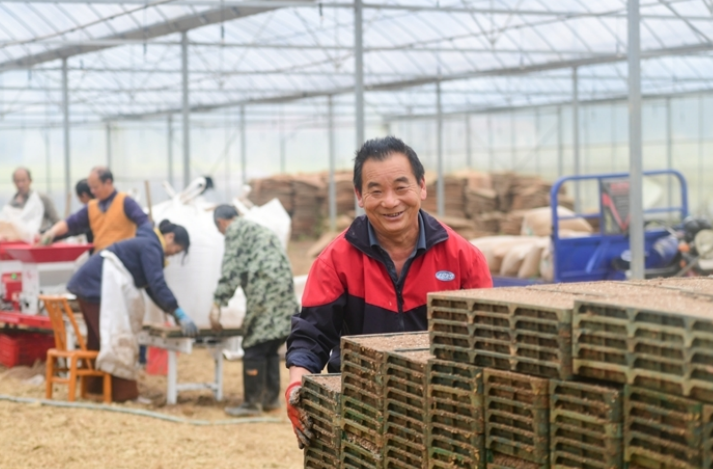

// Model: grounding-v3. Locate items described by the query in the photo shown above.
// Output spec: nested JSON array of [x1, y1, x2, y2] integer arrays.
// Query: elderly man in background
[[41, 167, 148, 251], [0, 167, 59, 241], [210, 204, 299, 417]]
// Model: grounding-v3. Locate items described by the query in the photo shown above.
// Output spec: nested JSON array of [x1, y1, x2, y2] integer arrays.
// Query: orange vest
[[88, 192, 137, 252]]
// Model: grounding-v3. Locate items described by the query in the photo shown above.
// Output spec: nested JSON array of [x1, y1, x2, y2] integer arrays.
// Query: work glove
[[39, 231, 54, 246], [174, 307, 198, 337], [209, 303, 222, 331], [285, 381, 313, 449]]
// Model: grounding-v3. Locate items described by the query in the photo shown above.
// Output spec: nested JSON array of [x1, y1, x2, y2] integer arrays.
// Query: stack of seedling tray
[[549, 380, 623, 469], [426, 359, 484, 469], [429, 288, 580, 380], [484, 368, 550, 469], [624, 385, 705, 469], [383, 349, 432, 469], [340, 332, 430, 469], [302, 373, 342, 469], [572, 289, 713, 402]]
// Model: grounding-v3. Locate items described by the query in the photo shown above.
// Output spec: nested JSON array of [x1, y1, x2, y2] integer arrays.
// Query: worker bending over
[[42, 167, 148, 251], [210, 204, 299, 417], [0, 167, 59, 241], [67, 220, 198, 402], [284, 136, 492, 447]]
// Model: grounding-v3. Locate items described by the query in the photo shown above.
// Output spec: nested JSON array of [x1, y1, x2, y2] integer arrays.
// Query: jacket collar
[[345, 209, 448, 257]]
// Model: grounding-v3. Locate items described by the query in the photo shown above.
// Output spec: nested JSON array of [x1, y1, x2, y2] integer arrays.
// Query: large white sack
[[147, 196, 225, 327], [236, 198, 291, 251]]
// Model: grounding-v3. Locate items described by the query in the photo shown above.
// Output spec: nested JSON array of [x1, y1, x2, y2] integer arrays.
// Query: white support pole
[[557, 105, 563, 177], [240, 105, 246, 187], [436, 80, 444, 217], [573, 66, 581, 212], [354, 0, 364, 215], [487, 115, 493, 171], [699, 95, 704, 212], [534, 107, 540, 174], [666, 97, 672, 209], [62, 58, 71, 211], [465, 113, 472, 168], [280, 106, 286, 173], [328, 95, 337, 232], [181, 31, 190, 189], [105, 122, 112, 168], [167, 115, 174, 186], [167, 350, 178, 405], [510, 110, 515, 170], [354, 0, 364, 148], [628, 0, 644, 280]]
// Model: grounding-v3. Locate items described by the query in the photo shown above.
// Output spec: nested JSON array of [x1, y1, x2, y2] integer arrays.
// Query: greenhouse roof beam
[[2, 0, 711, 21], [102, 40, 713, 121], [0, 0, 293, 72]]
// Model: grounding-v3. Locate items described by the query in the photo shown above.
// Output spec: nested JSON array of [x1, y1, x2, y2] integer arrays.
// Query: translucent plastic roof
[[1, 0, 712, 124]]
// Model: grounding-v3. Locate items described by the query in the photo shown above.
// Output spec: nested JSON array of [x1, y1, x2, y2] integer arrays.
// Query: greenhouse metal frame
[[1, 0, 713, 275]]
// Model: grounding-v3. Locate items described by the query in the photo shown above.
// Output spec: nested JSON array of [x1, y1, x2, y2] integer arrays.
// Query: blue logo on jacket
[[435, 271, 455, 281]]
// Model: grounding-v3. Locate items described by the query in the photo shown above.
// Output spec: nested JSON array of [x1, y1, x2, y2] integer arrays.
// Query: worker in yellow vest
[[41, 167, 149, 251]]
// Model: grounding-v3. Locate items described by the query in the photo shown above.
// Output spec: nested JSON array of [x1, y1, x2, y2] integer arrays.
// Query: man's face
[[356, 152, 426, 241], [87, 172, 113, 200], [12, 170, 31, 196]]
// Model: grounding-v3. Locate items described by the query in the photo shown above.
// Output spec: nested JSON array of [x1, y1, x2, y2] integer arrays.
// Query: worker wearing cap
[[284, 136, 493, 447], [41, 166, 148, 251], [210, 204, 298, 417], [0, 167, 59, 241]]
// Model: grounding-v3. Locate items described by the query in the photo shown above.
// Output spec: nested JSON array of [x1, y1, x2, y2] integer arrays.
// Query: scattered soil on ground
[[0, 349, 303, 469]]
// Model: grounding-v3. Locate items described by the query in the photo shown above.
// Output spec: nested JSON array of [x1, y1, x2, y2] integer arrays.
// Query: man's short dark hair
[[75, 178, 93, 198], [213, 204, 239, 226], [12, 167, 32, 181], [353, 136, 424, 194], [92, 166, 114, 183]]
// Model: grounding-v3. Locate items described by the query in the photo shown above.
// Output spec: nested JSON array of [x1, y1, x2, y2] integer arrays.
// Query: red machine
[[1, 272, 21, 310]]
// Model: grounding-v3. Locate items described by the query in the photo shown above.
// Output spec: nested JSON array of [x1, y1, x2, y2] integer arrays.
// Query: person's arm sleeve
[[141, 245, 179, 313], [123, 196, 149, 227], [285, 256, 346, 373], [65, 206, 90, 233], [213, 230, 247, 307], [462, 243, 493, 289], [40, 194, 60, 225]]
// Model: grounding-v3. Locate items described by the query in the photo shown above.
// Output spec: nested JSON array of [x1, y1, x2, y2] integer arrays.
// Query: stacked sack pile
[[302, 276, 713, 469], [250, 169, 573, 245]]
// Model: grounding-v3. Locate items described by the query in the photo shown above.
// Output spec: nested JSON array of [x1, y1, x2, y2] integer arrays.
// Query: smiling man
[[284, 136, 492, 447]]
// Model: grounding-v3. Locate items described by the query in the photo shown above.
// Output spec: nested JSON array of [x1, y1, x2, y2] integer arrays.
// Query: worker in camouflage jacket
[[210, 204, 298, 417]]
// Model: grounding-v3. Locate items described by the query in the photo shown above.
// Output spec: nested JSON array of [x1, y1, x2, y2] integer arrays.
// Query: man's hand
[[285, 381, 313, 449], [209, 303, 222, 331], [174, 307, 198, 337]]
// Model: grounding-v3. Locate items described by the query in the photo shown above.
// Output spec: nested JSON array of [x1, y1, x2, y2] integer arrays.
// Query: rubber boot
[[225, 358, 266, 417], [262, 356, 281, 411]]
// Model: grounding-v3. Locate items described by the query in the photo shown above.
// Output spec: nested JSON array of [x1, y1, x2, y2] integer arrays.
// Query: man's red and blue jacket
[[285, 210, 493, 373]]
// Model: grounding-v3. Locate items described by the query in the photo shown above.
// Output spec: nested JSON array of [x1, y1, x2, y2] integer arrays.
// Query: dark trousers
[[77, 298, 139, 402], [243, 338, 283, 361], [243, 338, 283, 407]]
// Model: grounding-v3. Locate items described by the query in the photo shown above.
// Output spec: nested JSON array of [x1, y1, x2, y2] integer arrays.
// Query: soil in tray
[[312, 374, 341, 393], [346, 332, 430, 353], [435, 287, 578, 310]]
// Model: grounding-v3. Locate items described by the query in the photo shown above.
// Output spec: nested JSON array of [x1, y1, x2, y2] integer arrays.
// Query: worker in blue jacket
[[67, 219, 198, 402]]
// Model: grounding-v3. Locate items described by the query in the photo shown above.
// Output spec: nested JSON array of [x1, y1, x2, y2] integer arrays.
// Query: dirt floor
[[0, 349, 304, 469], [287, 239, 316, 276], [0, 239, 319, 468]]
